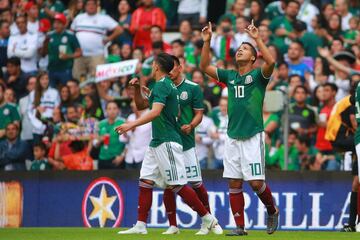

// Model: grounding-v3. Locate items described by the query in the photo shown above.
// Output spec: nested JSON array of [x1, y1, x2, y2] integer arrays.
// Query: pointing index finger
[[208, 21, 212, 31], [251, 19, 254, 26]]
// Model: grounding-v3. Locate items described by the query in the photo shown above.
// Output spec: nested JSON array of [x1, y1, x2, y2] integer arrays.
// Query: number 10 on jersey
[[234, 85, 244, 98]]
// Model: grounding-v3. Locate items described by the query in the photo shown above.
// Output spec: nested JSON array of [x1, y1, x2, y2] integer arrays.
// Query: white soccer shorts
[[223, 132, 266, 181], [140, 142, 187, 188], [183, 147, 202, 182]]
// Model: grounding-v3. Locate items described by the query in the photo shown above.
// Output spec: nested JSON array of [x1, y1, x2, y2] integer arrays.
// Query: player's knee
[[228, 179, 243, 189], [249, 180, 264, 192], [190, 181, 202, 189], [140, 179, 154, 186]]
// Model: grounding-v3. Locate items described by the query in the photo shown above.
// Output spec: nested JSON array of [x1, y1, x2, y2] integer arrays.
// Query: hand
[[199, 16, 207, 24], [112, 155, 125, 166], [36, 106, 45, 113], [103, 37, 111, 45], [181, 124, 192, 135], [115, 122, 135, 135], [7, 75, 17, 83], [245, 20, 259, 40], [195, 135, 202, 143], [210, 131, 220, 139], [275, 28, 287, 37], [59, 53, 70, 60], [201, 22, 213, 42], [0, 129, 5, 138], [129, 77, 140, 87], [141, 86, 151, 96], [317, 47, 330, 58]]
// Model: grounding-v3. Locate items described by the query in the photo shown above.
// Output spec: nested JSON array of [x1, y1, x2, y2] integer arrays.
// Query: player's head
[[151, 52, 174, 78], [236, 42, 257, 65], [169, 55, 183, 81]]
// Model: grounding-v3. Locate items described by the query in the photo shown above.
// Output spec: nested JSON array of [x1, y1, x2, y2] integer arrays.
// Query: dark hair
[[287, 0, 301, 8], [150, 25, 162, 32], [106, 100, 119, 109], [332, 37, 344, 46], [155, 52, 175, 74], [152, 41, 163, 50], [297, 134, 310, 147], [84, 94, 102, 118], [289, 74, 303, 83], [67, 78, 80, 86], [323, 82, 338, 93], [294, 85, 308, 94], [34, 71, 49, 109], [171, 39, 185, 47], [277, 61, 289, 68], [293, 20, 307, 32], [0, 20, 9, 28], [15, 14, 26, 22], [291, 40, 304, 50], [69, 140, 85, 153], [85, 0, 97, 4], [34, 142, 47, 152], [0, 82, 5, 92], [240, 42, 257, 63], [7, 57, 21, 66], [171, 55, 180, 66]]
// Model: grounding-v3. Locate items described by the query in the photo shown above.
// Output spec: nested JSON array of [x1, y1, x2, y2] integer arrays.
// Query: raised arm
[[129, 77, 149, 110], [245, 20, 275, 78], [318, 47, 353, 75], [199, 22, 218, 80]]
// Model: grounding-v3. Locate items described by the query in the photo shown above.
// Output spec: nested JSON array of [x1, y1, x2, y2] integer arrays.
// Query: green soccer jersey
[[149, 77, 182, 147], [47, 30, 81, 71], [217, 67, 270, 139], [40, 1, 65, 19], [354, 83, 360, 145], [0, 103, 20, 130], [98, 117, 126, 161], [177, 79, 204, 151], [269, 16, 294, 54], [142, 56, 154, 77]]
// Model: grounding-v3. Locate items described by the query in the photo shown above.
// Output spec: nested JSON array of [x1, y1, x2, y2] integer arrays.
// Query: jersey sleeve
[[70, 34, 81, 50], [11, 105, 21, 122], [103, 15, 118, 31], [152, 81, 170, 105], [257, 67, 271, 85], [192, 85, 204, 110], [216, 68, 229, 84]]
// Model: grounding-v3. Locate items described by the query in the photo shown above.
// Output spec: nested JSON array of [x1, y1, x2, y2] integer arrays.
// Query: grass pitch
[[0, 228, 359, 240]]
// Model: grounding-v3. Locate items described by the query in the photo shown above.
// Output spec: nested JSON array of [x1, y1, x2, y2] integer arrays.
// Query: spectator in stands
[[48, 104, 79, 170], [267, 61, 289, 91], [120, 101, 151, 169], [146, 25, 171, 57], [195, 103, 216, 169], [315, 83, 339, 170], [264, 0, 286, 20], [3, 57, 28, 100], [268, 129, 299, 170], [0, 123, 29, 170], [141, 41, 164, 87], [308, 57, 331, 92], [130, 0, 166, 54], [335, 0, 353, 31], [296, 134, 321, 171], [234, 16, 252, 49], [192, 69, 222, 108], [289, 85, 317, 138], [179, 20, 196, 67], [4, 85, 16, 104], [249, 0, 265, 27], [30, 142, 50, 170], [27, 72, 60, 143], [211, 17, 237, 61], [117, 0, 132, 45], [343, 16, 359, 48], [42, 13, 82, 88], [59, 85, 72, 116], [177, 0, 208, 25], [7, 15, 38, 74], [83, 94, 104, 120], [324, 14, 343, 44], [56, 138, 93, 170], [95, 101, 126, 169], [66, 78, 83, 105], [0, 83, 20, 139], [211, 97, 228, 169], [19, 76, 36, 144], [269, 0, 300, 54], [64, 0, 84, 27], [286, 41, 313, 79], [120, 43, 132, 60], [71, 0, 122, 79], [11, 1, 39, 35], [258, 23, 272, 46], [0, 20, 10, 69], [297, 0, 319, 32], [38, 0, 65, 19]]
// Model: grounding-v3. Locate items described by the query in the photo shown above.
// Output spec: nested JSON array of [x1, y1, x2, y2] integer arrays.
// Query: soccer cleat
[[117, 221, 147, 234], [162, 226, 180, 234], [340, 224, 356, 232], [211, 223, 224, 235], [267, 207, 279, 234], [225, 227, 248, 236], [195, 214, 218, 235]]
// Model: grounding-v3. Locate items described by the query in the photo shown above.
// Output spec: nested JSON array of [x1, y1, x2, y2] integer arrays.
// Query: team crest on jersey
[[245, 75, 253, 84], [3, 108, 9, 116], [82, 177, 124, 228], [180, 91, 188, 100], [61, 36, 68, 44]]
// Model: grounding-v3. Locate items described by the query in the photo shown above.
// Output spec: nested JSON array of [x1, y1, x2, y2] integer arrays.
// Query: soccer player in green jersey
[[116, 53, 218, 235], [200, 20, 279, 236], [160, 55, 223, 235]]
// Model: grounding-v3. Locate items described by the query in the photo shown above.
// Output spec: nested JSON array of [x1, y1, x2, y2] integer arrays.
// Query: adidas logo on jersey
[[229, 80, 235, 84], [245, 75, 253, 84]]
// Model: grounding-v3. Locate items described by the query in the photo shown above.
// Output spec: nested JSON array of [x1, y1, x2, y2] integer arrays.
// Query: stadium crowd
[[0, 0, 359, 171]]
